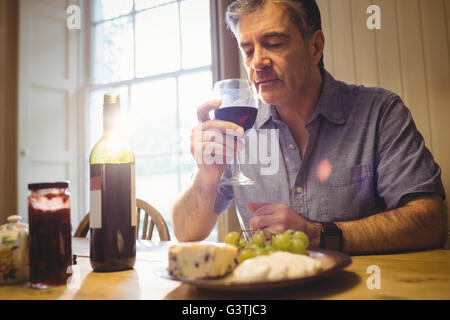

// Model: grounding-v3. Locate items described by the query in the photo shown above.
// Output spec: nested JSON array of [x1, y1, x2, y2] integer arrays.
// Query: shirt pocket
[[318, 163, 376, 221]]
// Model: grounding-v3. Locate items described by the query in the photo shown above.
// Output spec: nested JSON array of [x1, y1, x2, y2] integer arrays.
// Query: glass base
[[31, 282, 51, 289], [220, 173, 255, 186], [30, 281, 66, 289]]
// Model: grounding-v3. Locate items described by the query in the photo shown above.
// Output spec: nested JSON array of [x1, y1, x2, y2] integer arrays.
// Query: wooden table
[[0, 238, 449, 300]]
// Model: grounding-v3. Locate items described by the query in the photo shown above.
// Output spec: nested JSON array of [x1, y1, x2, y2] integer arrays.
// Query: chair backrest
[[74, 212, 90, 237], [136, 198, 170, 241], [74, 198, 171, 241]]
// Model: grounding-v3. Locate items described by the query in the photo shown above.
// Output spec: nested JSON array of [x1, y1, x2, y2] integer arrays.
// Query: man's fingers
[[247, 202, 273, 214], [250, 215, 269, 229], [201, 128, 243, 141], [265, 224, 285, 235], [201, 120, 244, 137], [191, 135, 244, 153], [191, 141, 235, 162], [197, 99, 222, 122], [191, 127, 244, 152], [250, 215, 284, 233]]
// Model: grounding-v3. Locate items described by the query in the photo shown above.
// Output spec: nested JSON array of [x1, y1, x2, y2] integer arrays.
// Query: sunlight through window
[[89, 0, 215, 240]]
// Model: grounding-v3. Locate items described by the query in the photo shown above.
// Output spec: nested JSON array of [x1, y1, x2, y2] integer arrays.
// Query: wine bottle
[[89, 93, 136, 272]]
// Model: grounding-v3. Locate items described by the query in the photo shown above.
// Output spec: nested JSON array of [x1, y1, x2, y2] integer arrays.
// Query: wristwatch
[[319, 222, 343, 251]]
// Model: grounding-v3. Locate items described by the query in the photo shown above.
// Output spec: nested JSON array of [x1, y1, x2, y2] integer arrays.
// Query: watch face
[[320, 223, 343, 251], [324, 235, 341, 251]]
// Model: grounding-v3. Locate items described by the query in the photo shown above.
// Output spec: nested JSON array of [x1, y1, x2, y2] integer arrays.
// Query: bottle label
[[90, 176, 102, 229]]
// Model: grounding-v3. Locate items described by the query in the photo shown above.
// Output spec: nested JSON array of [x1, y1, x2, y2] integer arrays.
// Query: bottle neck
[[103, 103, 121, 132]]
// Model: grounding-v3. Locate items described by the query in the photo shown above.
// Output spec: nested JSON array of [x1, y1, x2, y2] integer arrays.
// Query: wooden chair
[[74, 213, 90, 238], [74, 198, 171, 241]]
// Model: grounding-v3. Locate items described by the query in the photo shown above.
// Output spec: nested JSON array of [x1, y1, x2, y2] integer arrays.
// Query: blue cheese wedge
[[168, 242, 238, 279]]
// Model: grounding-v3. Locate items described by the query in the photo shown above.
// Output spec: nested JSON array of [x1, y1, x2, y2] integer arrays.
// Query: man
[[171, 0, 447, 254]]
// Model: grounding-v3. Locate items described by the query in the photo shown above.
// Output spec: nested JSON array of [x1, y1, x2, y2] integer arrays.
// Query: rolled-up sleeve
[[375, 95, 446, 209]]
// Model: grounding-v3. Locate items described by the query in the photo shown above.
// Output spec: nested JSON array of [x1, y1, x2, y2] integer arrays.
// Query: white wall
[[17, 0, 85, 228]]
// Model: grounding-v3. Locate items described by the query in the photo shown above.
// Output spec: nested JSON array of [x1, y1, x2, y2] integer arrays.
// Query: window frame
[[86, 0, 217, 191], [83, 0, 239, 241]]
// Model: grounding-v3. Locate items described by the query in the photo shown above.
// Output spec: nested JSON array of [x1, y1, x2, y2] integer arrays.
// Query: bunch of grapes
[[225, 229, 310, 263]]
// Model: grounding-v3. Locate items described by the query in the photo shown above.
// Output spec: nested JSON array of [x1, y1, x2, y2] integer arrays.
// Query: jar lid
[[28, 181, 69, 190], [7, 215, 22, 223], [0, 215, 28, 233]]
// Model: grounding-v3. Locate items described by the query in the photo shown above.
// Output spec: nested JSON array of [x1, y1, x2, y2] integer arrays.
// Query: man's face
[[237, 2, 316, 106]]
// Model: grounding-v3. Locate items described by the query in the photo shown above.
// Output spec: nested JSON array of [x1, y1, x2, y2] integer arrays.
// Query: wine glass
[[213, 79, 259, 186]]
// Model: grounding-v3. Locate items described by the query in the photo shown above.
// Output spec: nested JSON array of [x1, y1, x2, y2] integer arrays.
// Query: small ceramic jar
[[0, 215, 30, 284]]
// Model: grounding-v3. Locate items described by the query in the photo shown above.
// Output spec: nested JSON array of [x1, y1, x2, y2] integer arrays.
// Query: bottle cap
[[104, 93, 120, 105]]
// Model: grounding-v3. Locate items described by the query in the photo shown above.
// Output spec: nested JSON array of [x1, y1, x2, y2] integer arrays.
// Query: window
[[88, 0, 215, 240]]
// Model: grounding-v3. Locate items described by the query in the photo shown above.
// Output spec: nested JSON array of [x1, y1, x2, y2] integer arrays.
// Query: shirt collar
[[254, 69, 347, 130]]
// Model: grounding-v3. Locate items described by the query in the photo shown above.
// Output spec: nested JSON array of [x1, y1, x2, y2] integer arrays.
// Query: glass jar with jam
[[28, 182, 72, 289]]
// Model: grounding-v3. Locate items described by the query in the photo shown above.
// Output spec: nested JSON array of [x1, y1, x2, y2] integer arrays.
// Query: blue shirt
[[214, 70, 446, 228]]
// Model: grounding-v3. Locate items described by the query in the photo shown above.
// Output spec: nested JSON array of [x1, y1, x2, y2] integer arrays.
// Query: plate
[[157, 249, 351, 291]]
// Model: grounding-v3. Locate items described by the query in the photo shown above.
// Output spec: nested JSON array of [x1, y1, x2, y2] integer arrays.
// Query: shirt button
[[289, 144, 296, 150], [296, 187, 303, 193]]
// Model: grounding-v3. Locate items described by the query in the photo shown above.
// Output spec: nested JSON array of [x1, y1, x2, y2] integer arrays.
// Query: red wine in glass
[[214, 106, 258, 132], [213, 79, 259, 186]]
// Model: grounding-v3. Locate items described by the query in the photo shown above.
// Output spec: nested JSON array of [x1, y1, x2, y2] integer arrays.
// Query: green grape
[[249, 233, 265, 247], [293, 231, 309, 248], [225, 231, 240, 247], [284, 229, 295, 237], [288, 238, 307, 255], [264, 244, 276, 254], [272, 233, 290, 251], [234, 228, 311, 264], [238, 249, 256, 263], [254, 248, 267, 257], [245, 243, 256, 250]]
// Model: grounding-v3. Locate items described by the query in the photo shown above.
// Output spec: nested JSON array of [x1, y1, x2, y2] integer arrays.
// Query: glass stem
[[235, 149, 243, 175]]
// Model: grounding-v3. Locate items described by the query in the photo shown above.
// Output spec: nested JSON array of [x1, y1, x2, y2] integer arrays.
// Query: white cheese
[[168, 242, 238, 279], [232, 251, 322, 283]]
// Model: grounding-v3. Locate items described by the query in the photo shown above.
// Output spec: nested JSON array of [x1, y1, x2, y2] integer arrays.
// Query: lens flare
[[317, 159, 332, 182]]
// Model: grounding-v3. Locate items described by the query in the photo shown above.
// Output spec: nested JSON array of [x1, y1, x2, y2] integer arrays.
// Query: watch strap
[[319, 222, 343, 251], [321, 222, 339, 231]]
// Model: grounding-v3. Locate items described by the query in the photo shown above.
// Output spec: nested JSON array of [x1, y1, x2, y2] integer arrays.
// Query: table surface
[[1, 238, 449, 300]]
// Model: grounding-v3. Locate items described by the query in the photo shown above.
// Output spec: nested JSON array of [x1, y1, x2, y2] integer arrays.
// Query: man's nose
[[252, 47, 271, 71]]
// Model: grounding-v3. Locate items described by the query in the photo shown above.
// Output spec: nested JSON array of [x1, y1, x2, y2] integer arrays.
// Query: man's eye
[[267, 43, 282, 48], [244, 50, 254, 58]]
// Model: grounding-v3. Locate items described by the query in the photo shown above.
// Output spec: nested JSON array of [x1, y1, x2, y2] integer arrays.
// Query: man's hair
[[225, 0, 324, 70]]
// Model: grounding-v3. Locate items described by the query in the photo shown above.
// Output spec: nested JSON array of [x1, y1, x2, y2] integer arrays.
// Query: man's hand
[[247, 202, 322, 248], [172, 99, 245, 242], [190, 99, 244, 185]]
